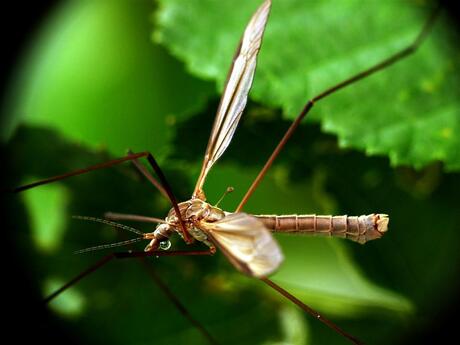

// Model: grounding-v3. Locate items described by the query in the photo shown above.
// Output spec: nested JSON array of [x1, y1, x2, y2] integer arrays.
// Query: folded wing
[[200, 212, 283, 277]]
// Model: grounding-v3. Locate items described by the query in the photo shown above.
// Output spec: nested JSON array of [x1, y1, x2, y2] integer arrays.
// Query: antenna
[[72, 215, 147, 254], [74, 238, 144, 254], [72, 215, 146, 236]]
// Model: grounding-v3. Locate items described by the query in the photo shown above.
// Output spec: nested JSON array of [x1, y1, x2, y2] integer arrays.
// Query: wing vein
[[193, 0, 272, 199], [200, 212, 283, 277]]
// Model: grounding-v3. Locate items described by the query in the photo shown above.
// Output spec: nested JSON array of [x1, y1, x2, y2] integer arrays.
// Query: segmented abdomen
[[254, 214, 388, 244]]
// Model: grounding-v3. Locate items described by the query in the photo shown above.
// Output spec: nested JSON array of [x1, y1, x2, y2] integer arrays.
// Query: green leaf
[[5, 1, 460, 344], [2, 0, 214, 158], [264, 306, 310, 345], [45, 278, 86, 317], [271, 239, 412, 316], [21, 179, 69, 253], [155, 0, 460, 170]]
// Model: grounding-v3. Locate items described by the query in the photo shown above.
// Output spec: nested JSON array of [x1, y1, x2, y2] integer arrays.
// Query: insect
[[7, 0, 440, 344]]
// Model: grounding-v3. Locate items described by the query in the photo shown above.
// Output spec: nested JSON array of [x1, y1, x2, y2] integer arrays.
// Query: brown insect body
[[256, 213, 389, 244], [169, 199, 225, 241], [145, 199, 225, 252]]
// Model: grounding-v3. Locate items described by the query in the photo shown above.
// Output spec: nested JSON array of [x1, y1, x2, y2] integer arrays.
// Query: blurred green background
[[3, 0, 460, 344]]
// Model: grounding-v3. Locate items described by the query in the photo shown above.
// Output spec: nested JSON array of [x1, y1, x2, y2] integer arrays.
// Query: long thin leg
[[143, 152, 192, 243], [44, 249, 213, 303], [8, 149, 191, 243], [236, 6, 440, 212], [45, 249, 216, 344], [261, 278, 363, 345], [127, 149, 169, 199], [139, 260, 219, 345], [237, 7, 441, 345], [104, 212, 166, 224], [44, 254, 114, 303], [8, 152, 150, 193]]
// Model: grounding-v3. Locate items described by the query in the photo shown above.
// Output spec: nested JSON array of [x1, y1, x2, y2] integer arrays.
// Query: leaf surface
[[155, 0, 460, 170]]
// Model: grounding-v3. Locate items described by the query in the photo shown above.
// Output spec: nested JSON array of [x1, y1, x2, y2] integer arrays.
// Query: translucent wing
[[200, 212, 283, 277], [193, 0, 272, 199]]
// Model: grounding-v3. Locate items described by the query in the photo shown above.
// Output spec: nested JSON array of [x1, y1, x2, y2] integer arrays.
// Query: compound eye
[[154, 224, 174, 239]]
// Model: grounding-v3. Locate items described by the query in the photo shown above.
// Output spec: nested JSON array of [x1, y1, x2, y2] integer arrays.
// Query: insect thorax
[[166, 199, 225, 243]]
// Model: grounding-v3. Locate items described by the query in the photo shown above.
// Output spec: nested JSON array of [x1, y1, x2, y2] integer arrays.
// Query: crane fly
[[8, 0, 439, 344]]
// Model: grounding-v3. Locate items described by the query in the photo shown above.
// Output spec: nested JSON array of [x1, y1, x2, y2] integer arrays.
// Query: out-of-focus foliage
[[1, 0, 213, 158], [3, 1, 460, 345], [155, 0, 460, 170]]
